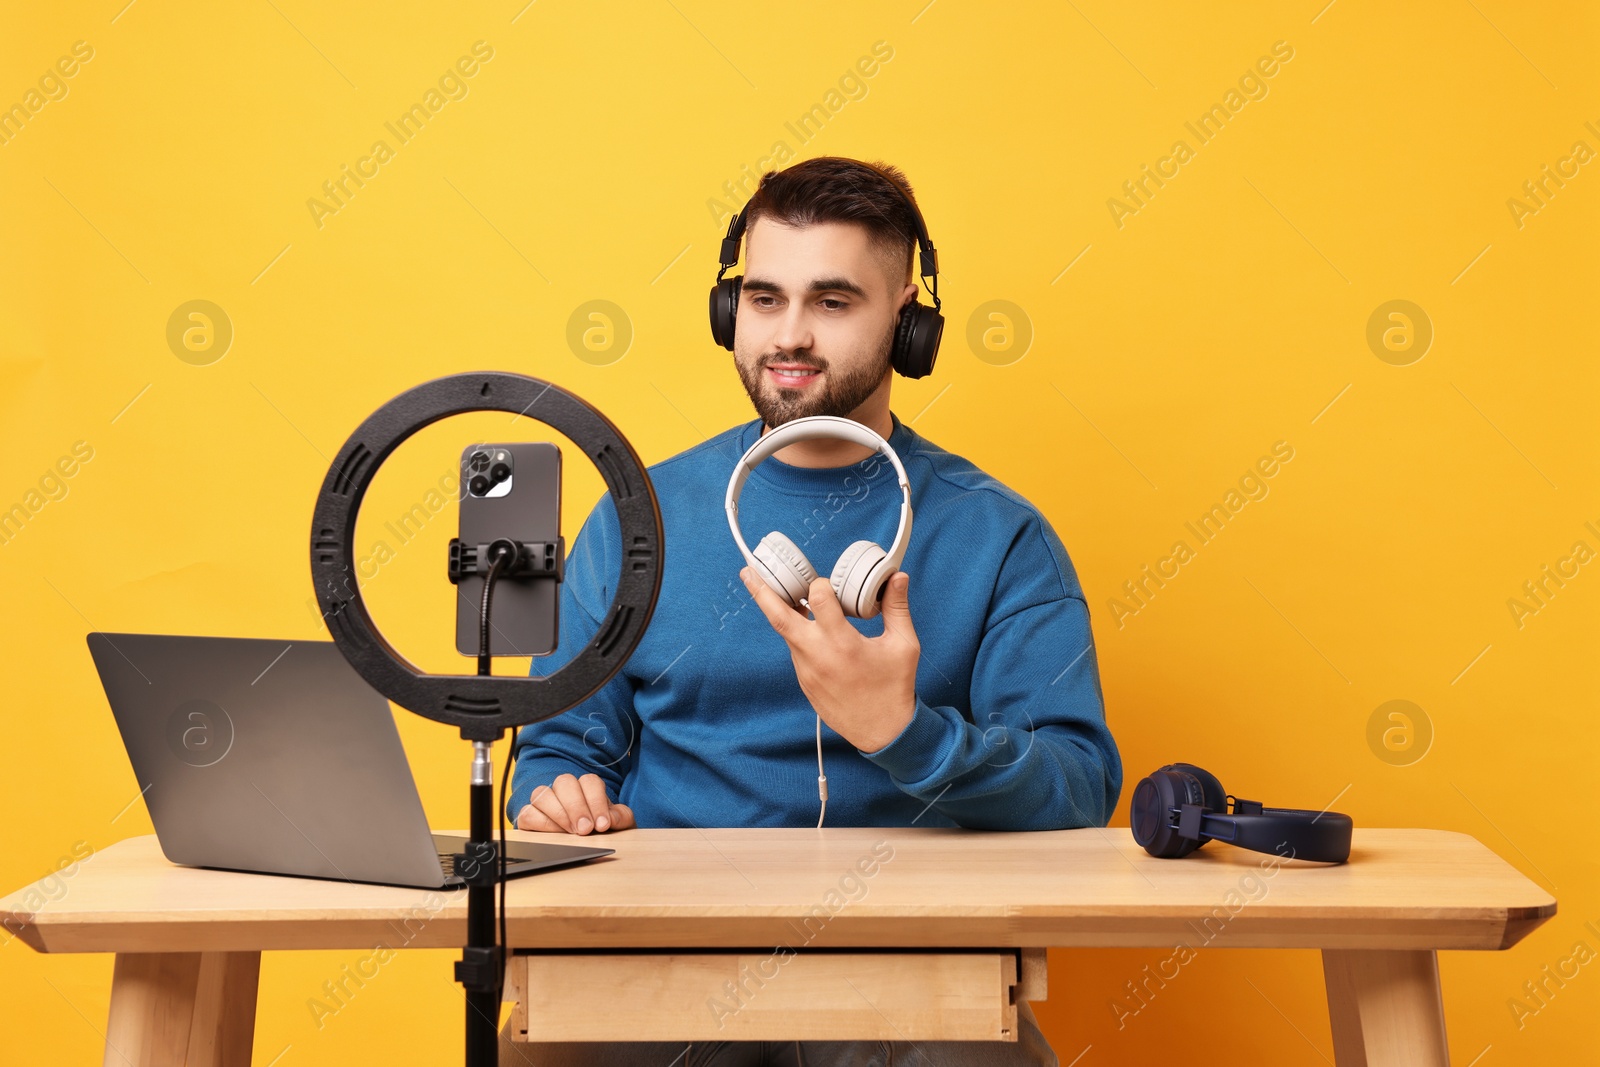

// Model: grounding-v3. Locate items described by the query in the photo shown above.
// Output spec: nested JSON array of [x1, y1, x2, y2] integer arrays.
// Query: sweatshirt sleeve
[[506, 495, 640, 821], [858, 510, 1122, 831]]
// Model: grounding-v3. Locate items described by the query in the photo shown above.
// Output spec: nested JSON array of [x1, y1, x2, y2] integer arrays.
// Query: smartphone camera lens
[[468, 451, 491, 473], [469, 474, 490, 496], [489, 461, 511, 483]]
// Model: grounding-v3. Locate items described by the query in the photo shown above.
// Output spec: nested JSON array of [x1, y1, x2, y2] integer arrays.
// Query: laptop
[[86, 632, 614, 889]]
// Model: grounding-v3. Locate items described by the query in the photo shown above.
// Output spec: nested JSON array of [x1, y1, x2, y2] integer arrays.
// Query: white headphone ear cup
[[830, 540, 888, 618], [753, 532, 817, 607]]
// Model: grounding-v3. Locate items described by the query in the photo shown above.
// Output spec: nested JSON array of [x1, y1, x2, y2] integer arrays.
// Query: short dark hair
[[743, 156, 920, 292]]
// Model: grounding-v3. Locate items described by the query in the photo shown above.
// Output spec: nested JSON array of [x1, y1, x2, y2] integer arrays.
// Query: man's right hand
[[516, 772, 635, 835]]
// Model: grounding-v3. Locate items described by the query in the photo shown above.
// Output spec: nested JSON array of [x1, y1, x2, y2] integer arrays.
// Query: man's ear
[[897, 281, 919, 311]]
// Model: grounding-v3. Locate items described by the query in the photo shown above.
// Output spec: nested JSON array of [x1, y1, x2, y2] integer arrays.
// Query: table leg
[[104, 951, 260, 1066], [189, 952, 261, 1066], [1322, 949, 1449, 1067]]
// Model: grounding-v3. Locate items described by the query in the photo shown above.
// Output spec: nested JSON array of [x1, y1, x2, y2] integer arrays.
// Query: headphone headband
[[725, 415, 912, 583], [1181, 802, 1353, 864], [716, 166, 940, 303]]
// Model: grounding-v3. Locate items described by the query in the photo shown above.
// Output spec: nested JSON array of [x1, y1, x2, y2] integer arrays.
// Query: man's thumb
[[882, 572, 913, 625], [608, 803, 636, 830]]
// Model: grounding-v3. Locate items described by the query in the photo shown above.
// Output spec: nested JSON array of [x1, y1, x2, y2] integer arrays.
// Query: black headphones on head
[[708, 162, 945, 379], [1130, 763, 1353, 863]]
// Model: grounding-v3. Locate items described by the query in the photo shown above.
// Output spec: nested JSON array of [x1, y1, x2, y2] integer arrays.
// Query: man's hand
[[739, 566, 919, 753], [516, 772, 635, 835]]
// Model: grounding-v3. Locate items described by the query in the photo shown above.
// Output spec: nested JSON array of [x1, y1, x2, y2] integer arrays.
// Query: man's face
[[732, 219, 910, 428]]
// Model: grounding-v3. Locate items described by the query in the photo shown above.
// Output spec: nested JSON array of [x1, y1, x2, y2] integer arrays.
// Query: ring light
[[308, 371, 664, 741]]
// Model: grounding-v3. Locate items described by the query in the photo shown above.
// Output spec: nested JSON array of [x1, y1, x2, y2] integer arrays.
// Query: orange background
[[1, 2, 1595, 1063]]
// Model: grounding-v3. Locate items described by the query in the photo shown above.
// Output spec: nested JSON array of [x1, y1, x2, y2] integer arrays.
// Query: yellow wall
[[3, 2, 1595, 1063]]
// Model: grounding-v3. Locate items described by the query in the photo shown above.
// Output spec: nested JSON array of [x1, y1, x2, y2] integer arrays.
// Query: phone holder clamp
[[448, 538, 565, 584]]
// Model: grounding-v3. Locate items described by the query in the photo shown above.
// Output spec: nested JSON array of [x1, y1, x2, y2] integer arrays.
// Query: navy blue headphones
[[1130, 763, 1353, 863]]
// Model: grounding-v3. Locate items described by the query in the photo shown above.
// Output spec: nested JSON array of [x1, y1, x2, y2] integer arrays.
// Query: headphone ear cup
[[829, 539, 887, 619], [1164, 763, 1226, 850], [1165, 763, 1227, 817], [890, 300, 944, 379], [1131, 769, 1205, 858], [752, 531, 816, 608], [709, 276, 741, 351]]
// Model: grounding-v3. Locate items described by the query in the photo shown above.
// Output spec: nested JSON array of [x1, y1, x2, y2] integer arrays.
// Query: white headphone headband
[[725, 415, 912, 577]]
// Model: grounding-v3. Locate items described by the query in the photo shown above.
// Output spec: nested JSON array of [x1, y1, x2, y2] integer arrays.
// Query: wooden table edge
[[3, 905, 1557, 955]]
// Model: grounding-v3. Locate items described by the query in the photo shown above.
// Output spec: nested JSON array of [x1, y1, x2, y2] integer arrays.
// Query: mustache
[[761, 355, 826, 370]]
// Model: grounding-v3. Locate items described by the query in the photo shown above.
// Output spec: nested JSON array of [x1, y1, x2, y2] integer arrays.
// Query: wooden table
[[1, 826, 1555, 1066]]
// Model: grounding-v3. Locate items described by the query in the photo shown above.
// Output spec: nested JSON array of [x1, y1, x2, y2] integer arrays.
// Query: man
[[502, 157, 1119, 1066]]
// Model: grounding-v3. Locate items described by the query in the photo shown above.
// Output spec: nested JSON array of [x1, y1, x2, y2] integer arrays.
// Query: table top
[[2, 827, 1554, 955]]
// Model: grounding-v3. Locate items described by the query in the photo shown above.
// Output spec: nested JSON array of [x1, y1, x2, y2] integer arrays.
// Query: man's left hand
[[739, 565, 919, 753]]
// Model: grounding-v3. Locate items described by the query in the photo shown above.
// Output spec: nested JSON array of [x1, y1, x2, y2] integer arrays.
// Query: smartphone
[[455, 442, 561, 658]]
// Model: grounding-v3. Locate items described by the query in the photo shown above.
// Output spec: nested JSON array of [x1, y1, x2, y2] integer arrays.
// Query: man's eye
[[751, 296, 776, 308], [820, 299, 847, 311]]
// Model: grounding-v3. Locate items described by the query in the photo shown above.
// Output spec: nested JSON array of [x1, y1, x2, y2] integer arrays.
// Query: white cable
[[815, 712, 828, 829], [800, 596, 829, 830]]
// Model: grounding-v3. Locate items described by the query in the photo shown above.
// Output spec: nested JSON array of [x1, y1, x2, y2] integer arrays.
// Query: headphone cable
[[798, 595, 829, 829], [815, 713, 828, 829]]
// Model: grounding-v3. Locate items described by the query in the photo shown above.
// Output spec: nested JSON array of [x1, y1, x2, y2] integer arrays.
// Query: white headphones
[[725, 415, 913, 620]]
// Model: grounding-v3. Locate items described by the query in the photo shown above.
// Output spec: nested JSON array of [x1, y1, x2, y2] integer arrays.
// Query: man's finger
[[607, 803, 636, 831], [528, 782, 574, 831], [516, 801, 565, 833], [805, 575, 847, 628], [740, 565, 807, 640], [551, 773, 600, 833], [578, 773, 614, 832]]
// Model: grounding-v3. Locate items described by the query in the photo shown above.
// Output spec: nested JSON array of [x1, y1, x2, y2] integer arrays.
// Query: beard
[[734, 327, 893, 430]]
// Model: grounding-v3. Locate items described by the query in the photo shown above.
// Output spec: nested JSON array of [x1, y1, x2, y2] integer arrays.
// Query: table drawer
[[507, 948, 1046, 1042]]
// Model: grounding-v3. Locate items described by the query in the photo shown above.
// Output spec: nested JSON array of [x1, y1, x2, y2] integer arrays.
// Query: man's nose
[[770, 304, 815, 354]]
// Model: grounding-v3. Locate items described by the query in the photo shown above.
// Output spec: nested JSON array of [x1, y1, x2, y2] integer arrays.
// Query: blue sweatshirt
[[509, 410, 1122, 831]]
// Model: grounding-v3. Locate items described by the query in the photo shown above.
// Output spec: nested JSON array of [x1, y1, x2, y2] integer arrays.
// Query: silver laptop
[[86, 632, 614, 889]]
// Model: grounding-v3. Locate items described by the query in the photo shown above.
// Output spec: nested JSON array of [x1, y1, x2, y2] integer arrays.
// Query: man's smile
[[766, 363, 824, 388]]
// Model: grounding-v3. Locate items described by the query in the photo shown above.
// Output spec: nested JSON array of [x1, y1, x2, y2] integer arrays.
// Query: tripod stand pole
[[457, 739, 502, 1066]]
